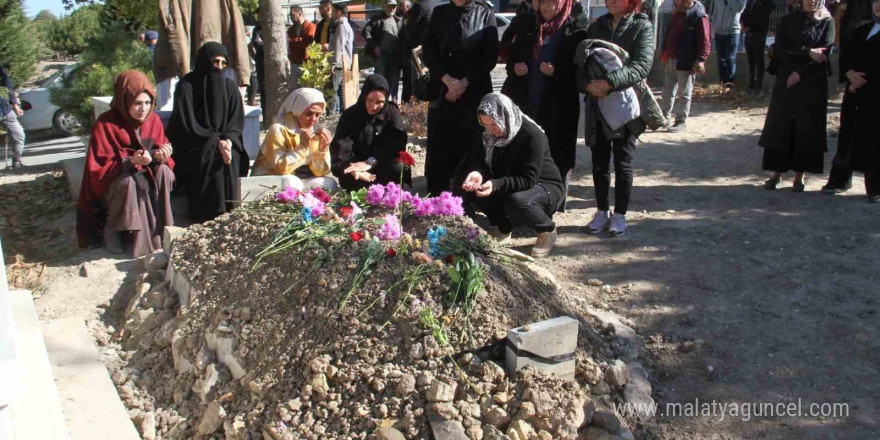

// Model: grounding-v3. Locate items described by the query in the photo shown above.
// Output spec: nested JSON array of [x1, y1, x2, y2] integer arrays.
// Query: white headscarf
[[275, 88, 326, 131], [477, 93, 542, 171]]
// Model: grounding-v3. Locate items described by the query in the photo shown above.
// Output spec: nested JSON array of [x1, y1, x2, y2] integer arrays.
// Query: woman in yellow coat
[[252, 88, 338, 191]]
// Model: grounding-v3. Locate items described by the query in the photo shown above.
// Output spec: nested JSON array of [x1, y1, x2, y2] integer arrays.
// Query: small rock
[[375, 427, 406, 440], [410, 342, 425, 359], [310, 373, 330, 396], [590, 411, 622, 434], [140, 412, 156, 440], [196, 401, 226, 435], [79, 263, 89, 277], [287, 398, 303, 412], [506, 419, 535, 440], [604, 360, 629, 387], [143, 251, 169, 270], [430, 419, 469, 440], [427, 380, 457, 402], [417, 372, 435, 387], [579, 427, 625, 440], [493, 392, 511, 405], [587, 279, 603, 287], [480, 361, 506, 383], [484, 407, 511, 429], [592, 381, 611, 395], [529, 390, 555, 418], [397, 374, 416, 397], [537, 430, 553, 440], [482, 424, 512, 440]]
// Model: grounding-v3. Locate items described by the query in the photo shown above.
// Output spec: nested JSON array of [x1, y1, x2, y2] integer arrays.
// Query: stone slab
[[43, 317, 141, 440], [163, 225, 186, 256], [238, 175, 298, 204], [585, 308, 644, 362], [61, 157, 86, 201], [507, 316, 578, 359], [166, 260, 194, 307], [8, 290, 70, 440], [505, 347, 576, 382]]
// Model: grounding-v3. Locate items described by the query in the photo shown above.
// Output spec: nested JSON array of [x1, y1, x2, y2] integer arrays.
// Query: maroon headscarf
[[533, 0, 572, 59], [110, 70, 157, 128]]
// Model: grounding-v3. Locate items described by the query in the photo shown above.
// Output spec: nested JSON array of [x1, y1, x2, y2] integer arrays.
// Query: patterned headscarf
[[534, 0, 573, 59], [477, 93, 541, 170]]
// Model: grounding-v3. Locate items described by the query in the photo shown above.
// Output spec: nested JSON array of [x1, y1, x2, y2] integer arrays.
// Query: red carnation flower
[[310, 188, 332, 203], [339, 206, 353, 218], [386, 248, 397, 258], [349, 231, 363, 242], [398, 151, 416, 167], [446, 255, 456, 264]]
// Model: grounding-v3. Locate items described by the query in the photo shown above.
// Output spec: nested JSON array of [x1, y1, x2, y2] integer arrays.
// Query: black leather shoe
[[764, 177, 780, 190], [793, 181, 806, 192]]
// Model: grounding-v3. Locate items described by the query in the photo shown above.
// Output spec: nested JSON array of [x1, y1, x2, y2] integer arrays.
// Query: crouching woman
[[455, 93, 564, 258], [76, 71, 175, 257]]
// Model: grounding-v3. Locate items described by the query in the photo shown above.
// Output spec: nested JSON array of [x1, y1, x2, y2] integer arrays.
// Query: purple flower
[[275, 186, 300, 203], [382, 182, 402, 208], [435, 192, 465, 216], [375, 214, 402, 241], [413, 197, 435, 217], [299, 192, 325, 217], [466, 226, 481, 241], [401, 191, 415, 205], [366, 184, 386, 206]]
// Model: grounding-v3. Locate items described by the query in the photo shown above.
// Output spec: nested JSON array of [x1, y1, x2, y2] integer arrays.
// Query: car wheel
[[53, 109, 81, 136]]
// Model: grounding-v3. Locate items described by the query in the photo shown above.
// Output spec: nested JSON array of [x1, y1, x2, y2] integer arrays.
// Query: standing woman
[[77, 71, 175, 257], [759, 0, 834, 192], [822, 0, 880, 201], [168, 42, 249, 222], [581, 0, 654, 237], [421, 0, 499, 195], [503, 0, 590, 203]]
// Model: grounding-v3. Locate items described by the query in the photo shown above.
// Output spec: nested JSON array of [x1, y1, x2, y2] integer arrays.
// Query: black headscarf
[[167, 42, 248, 222], [330, 74, 408, 179]]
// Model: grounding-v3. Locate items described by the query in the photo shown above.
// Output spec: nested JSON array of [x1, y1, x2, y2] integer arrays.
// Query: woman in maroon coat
[[77, 71, 175, 257]]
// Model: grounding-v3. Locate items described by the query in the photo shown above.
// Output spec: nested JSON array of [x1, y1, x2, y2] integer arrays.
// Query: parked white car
[[496, 13, 513, 40], [17, 65, 81, 136]]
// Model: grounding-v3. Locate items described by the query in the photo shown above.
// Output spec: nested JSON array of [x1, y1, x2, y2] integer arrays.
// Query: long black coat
[[836, 21, 880, 173], [502, 4, 590, 175], [758, 11, 834, 155]]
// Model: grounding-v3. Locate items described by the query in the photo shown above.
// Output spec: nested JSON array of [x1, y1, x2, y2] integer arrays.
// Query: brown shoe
[[530, 229, 557, 258]]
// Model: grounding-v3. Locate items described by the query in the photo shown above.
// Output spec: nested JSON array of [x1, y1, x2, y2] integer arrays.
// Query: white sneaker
[[487, 226, 512, 246], [584, 210, 610, 234], [608, 212, 626, 237]]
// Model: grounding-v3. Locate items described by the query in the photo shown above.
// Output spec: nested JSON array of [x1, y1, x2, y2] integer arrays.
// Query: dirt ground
[[2, 92, 878, 440]]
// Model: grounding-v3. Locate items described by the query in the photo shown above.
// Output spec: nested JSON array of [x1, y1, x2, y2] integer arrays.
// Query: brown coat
[[191, 0, 251, 86], [155, 0, 192, 84], [154, 0, 250, 86]]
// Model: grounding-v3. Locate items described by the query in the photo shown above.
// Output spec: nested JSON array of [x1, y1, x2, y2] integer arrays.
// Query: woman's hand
[[846, 70, 868, 90], [461, 171, 483, 192], [539, 62, 554, 76], [786, 71, 801, 88], [344, 161, 372, 174], [586, 80, 611, 98], [218, 139, 233, 165], [353, 171, 376, 183], [514, 63, 529, 76], [809, 48, 827, 63], [317, 128, 332, 152], [475, 180, 493, 198], [131, 149, 152, 166], [152, 143, 173, 162], [443, 75, 467, 102]]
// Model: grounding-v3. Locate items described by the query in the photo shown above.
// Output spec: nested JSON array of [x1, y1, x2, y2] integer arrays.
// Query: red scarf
[[534, 0, 572, 59]]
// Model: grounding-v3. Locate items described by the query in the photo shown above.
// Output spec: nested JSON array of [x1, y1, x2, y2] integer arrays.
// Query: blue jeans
[[715, 33, 739, 84]]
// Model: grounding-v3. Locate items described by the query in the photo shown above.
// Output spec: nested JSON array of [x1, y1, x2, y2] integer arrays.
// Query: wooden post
[[342, 54, 360, 110]]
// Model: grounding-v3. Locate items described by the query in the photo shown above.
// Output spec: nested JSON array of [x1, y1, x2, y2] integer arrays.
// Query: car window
[[39, 70, 64, 88]]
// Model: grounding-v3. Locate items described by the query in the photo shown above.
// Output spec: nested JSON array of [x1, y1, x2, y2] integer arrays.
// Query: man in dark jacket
[[315, 0, 335, 50], [660, 0, 711, 132], [741, 0, 771, 90], [1, 65, 26, 168], [364, 0, 403, 99]]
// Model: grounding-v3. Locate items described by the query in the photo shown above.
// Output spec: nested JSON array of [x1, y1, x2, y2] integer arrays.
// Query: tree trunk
[[260, 0, 290, 126]]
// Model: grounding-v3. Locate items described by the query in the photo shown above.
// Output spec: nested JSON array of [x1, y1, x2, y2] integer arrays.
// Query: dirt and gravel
[[2, 91, 878, 439]]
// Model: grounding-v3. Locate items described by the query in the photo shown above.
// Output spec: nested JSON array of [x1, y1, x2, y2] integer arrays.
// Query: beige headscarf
[[275, 88, 327, 131]]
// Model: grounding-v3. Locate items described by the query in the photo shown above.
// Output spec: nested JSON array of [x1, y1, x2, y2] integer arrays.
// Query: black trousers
[[426, 100, 482, 195], [745, 32, 767, 89], [827, 165, 880, 196], [465, 184, 561, 233], [591, 129, 636, 215], [400, 62, 413, 103]]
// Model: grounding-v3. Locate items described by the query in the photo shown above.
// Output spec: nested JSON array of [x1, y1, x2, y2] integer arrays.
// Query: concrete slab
[[8, 290, 70, 440], [61, 157, 86, 201], [42, 317, 141, 440]]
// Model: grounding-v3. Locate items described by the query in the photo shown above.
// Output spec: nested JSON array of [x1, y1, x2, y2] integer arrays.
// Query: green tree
[[239, 0, 259, 25], [0, 0, 39, 86], [49, 4, 102, 56], [49, 25, 153, 133], [62, 0, 158, 31], [32, 9, 58, 60]]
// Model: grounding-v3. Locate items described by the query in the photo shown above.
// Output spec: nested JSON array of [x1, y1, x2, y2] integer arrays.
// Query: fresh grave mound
[[116, 185, 646, 440]]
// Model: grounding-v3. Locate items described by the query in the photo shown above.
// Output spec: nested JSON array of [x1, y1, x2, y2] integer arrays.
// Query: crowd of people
[[55, 0, 880, 260]]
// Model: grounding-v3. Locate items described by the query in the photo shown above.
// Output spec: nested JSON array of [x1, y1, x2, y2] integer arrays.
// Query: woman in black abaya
[[168, 42, 249, 222]]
